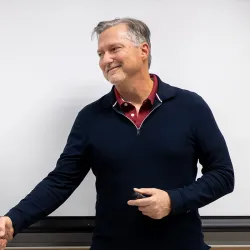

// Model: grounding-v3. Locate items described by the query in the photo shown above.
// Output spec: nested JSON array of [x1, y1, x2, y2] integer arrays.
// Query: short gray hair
[[92, 17, 152, 68]]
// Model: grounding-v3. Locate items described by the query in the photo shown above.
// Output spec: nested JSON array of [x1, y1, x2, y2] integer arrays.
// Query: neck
[[115, 72, 153, 105]]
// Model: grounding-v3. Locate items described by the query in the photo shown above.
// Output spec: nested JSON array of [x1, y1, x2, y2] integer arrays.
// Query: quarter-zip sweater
[[6, 75, 234, 250]]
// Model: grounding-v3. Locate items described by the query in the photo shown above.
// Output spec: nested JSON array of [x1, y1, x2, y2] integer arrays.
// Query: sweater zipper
[[113, 102, 162, 135]]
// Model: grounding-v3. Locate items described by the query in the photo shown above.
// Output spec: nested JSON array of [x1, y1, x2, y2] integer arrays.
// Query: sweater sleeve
[[5, 109, 91, 236], [167, 95, 235, 214]]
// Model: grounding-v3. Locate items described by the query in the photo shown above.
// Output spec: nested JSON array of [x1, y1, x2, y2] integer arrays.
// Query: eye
[[112, 47, 121, 52], [98, 52, 104, 58]]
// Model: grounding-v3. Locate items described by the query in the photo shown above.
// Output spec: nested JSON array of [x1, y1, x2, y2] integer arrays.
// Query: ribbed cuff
[[166, 189, 185, 215]]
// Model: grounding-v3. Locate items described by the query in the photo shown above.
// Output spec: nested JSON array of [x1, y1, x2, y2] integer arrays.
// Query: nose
[[101, 52, 114, 68]]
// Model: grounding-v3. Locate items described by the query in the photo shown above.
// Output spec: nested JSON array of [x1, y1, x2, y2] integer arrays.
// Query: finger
[[9, 227, 14, 240], [2, 239, 7, 248], [0, 239, 6, 248], [138, 205, 153, 213], [6, 230, 13, 241], [141, 211, 155, 218], [0, 227, 5, 238], [127, 197, 152, 206], [142, 211, 161, 219], [134, 188, 156, 196]]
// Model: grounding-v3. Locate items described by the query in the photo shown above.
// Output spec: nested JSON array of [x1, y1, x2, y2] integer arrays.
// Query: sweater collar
[[101, 74, 177, 108]]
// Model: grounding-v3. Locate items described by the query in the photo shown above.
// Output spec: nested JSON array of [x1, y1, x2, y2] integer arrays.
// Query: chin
[[107, 73, 126, 85]]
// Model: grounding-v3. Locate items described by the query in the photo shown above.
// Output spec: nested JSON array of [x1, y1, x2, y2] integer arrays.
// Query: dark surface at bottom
[[6, 216, 250, 247], [7, 232, 250, 247]]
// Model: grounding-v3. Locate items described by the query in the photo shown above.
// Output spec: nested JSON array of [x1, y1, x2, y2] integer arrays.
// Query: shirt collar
[[113, 73, 158, 107], [102, 74, 177, 109]]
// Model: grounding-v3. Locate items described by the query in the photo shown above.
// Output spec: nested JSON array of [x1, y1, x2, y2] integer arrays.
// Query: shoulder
[[171, 85, 211, 112], [171, 86, 217, 129], [156, 75, 208, 109], [175, 86, 206, 105], [75, 91, 112, 121]]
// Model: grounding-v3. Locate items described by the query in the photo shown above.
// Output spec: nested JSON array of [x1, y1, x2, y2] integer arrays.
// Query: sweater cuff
[[166, 189, 185, 215]]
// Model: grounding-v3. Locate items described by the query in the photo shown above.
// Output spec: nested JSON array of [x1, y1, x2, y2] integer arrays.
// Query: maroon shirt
[[114, 74, 158, 128]]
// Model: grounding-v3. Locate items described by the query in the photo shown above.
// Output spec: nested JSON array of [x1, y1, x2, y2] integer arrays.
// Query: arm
[[5, 109, 91, 235], [167, 95, 235, 214]]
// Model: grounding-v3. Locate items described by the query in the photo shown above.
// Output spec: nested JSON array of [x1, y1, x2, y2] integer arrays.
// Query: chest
[[88, 105, 196, 161]]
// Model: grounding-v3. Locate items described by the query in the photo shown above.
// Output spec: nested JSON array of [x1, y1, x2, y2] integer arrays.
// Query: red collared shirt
[[114, 74, 158, 128]]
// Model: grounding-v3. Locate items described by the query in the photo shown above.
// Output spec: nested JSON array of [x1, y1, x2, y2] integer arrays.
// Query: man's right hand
[[0, 216, 14, 250]]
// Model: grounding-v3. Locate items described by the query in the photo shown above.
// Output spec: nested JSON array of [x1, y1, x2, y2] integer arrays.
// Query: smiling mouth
[[108, 66, 121, 73]]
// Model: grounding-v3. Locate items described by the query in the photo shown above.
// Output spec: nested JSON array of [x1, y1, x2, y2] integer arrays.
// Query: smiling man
[[0, 18, 234, 250], [97, 22, 155, 114]]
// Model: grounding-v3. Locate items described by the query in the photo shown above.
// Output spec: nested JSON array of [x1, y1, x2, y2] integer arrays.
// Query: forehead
[[97, 24, 132, 51]]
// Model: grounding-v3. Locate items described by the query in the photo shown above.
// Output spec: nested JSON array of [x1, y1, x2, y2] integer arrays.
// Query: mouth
[[107, 65, 121, 73]]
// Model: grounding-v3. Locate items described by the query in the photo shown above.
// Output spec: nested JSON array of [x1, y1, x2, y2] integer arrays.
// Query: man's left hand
[[127, 188, 172, 219]]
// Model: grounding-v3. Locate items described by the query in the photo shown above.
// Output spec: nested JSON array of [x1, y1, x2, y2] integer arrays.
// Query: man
[[0, 18, 234, 250]]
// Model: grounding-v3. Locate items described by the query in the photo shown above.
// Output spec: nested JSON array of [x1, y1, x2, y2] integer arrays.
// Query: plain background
[[0, 0, 249, 217]]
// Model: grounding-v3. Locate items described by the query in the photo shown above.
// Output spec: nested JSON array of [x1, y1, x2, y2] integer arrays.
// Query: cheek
[[99, 60, 105, 72], [113, 52, 127, 65], [123, 57, 138, 70]]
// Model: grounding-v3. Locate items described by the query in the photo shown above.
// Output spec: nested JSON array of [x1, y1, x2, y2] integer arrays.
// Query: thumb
[[134, 187, 156, 196]]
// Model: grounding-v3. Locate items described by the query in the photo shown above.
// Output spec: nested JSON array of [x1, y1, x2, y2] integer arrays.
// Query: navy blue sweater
[[6, 75, 234, 250]]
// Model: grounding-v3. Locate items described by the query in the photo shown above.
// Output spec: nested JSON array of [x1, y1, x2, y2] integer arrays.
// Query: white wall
[[0, 0, 249, 216]]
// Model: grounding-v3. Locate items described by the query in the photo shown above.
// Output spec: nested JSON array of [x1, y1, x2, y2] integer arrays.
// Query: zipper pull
[[137, 129, 140, 135]]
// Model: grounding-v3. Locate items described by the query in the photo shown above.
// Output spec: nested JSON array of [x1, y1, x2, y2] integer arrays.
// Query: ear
[[140, 42, 150, 62]]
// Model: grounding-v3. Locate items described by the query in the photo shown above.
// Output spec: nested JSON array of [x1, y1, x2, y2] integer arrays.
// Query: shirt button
[[124, 103, 128, 106], [131, 114, 135, 117]]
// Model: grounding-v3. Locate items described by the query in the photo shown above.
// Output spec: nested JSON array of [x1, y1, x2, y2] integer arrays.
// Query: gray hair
[[92, 17, 152, 68]]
